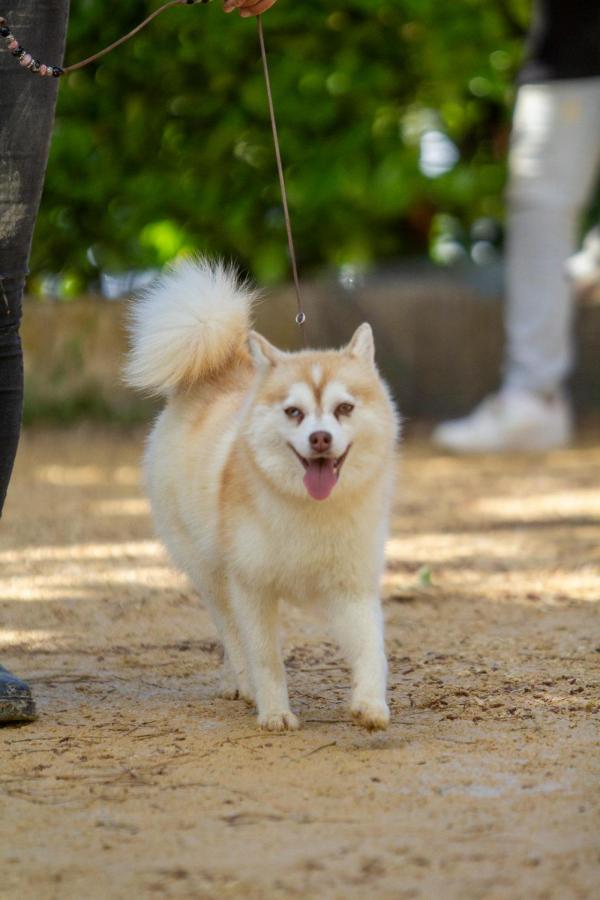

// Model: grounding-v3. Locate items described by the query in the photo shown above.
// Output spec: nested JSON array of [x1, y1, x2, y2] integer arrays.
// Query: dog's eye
[[285, 406, 304, 422], [335, 402, 355, 418]]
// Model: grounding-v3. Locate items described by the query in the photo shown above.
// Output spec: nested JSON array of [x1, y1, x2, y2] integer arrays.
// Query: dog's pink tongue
[[303, 458, 337, 501]]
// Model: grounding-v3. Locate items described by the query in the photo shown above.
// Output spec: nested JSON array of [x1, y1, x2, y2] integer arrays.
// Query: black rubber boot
[[0, 665, 37, 723]]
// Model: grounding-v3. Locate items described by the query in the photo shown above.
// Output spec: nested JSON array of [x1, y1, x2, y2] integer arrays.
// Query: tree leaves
[[32, 0, 526, 292]]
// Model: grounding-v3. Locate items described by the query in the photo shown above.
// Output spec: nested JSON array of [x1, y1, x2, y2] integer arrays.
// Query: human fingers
[[238, 0, 279, 18], [223, 0, 244, 14]]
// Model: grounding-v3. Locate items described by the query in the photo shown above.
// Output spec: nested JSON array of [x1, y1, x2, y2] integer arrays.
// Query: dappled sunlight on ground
[[383, 428, 600, 610], [1, 426, 599, 899], [34, 463, 139, 487], [474, 488, 600, 520], [1, 540, 164, 565], [90, 498, 151, 517]]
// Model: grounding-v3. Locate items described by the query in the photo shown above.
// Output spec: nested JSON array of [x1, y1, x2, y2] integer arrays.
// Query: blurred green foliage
[[31, 0, 530, 292]]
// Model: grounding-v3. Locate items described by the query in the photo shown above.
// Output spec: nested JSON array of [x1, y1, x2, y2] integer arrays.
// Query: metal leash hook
[[257, 16, 308, 347]]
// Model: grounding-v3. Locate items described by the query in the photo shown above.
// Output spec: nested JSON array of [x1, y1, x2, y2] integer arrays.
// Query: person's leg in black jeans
[[0, 1, 69, 722]]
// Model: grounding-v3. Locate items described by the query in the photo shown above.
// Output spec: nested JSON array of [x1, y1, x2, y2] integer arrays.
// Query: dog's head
[[244, 324, 399, 502]]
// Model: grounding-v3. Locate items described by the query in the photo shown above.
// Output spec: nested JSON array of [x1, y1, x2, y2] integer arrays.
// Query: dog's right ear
[[248, 331, 284, 370], [346, 322, 375, 365]]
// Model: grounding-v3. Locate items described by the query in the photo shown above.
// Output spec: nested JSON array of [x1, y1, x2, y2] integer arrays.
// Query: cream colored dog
[[126, 259, 399, 732]]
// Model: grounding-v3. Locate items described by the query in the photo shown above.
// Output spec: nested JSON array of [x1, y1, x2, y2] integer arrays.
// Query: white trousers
[[504, 77, 600, 394]]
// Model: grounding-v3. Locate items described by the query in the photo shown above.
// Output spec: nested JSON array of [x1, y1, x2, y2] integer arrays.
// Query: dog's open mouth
[[289, 445, 351, 501]]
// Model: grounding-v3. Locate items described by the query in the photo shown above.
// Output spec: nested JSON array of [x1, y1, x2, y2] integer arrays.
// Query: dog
[[126, 259, 400, 731]]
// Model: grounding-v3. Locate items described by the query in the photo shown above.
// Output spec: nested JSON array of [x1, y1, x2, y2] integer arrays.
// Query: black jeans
[[0, 1, 69, 516]]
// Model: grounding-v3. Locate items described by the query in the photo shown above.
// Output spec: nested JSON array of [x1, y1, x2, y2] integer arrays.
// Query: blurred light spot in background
[[490, 49, 511, 71], [471, 241, 498, 265], [140, 220, 191, 265], [429, 213, 467, 265], [431, 236, 467, 266], [100, 269, 158, 301], [337, 264, 366, 291], [326, 71, 350, 96], [469, 76, 492, 98], [419, 130, 459, 178], [470, 217, 501, 265]]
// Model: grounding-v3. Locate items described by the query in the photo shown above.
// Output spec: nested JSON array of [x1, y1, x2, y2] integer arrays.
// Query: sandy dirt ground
[[1, 426, 599, 900]]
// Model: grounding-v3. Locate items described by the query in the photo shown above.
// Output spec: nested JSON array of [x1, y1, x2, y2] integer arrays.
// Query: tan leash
[[257, 17, 307, 346], [1, 1, 308, 344]]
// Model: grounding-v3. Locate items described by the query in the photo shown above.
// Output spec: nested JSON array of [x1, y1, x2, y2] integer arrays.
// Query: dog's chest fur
[[224, 482, 387, 603]]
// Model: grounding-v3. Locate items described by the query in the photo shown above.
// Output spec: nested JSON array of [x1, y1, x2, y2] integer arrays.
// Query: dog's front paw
[[351, 699, 390, 732], [257, 710, 300, 732]]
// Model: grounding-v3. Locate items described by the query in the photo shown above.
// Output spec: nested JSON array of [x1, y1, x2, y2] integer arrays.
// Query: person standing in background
[[0, 0, 278, 722], [434, 0, 600, 453]]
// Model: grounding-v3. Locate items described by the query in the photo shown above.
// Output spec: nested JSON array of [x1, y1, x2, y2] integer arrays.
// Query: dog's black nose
[[310, 431, 332, 453]]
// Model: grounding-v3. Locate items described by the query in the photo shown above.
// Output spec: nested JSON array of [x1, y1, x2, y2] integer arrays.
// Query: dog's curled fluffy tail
[[125, 258, 256, 396]]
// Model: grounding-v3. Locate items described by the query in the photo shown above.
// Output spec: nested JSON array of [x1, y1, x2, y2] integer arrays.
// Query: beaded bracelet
[[0, 16, 62, 76]]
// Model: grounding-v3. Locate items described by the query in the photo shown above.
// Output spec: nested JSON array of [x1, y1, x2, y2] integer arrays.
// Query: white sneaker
[[566, 226, 600, 295], [432, 388, 573, 453]]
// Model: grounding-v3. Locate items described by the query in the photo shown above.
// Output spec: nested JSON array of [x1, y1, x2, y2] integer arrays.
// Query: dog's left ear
[[248, 330, 284, 370], [346, 323, 375, 365]]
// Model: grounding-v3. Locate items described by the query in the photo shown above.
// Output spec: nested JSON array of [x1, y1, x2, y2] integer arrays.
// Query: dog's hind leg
[[204, 579, 254, 704], [328, 594, 390, 731], [229, 578, 298, 732]]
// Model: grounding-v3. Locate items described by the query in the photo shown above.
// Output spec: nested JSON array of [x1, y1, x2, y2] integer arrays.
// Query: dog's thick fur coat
[[126, 259, 399, 731]]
